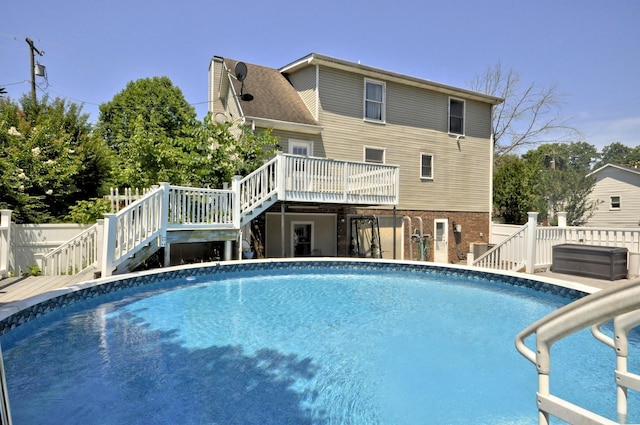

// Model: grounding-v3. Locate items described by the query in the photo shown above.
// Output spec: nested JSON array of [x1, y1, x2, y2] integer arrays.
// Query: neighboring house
[[586, 163, 640, 228], [209, 53, 502, 262]]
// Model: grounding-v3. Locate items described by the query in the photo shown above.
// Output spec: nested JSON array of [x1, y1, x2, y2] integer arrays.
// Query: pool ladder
[[515, 278, 640, 424]]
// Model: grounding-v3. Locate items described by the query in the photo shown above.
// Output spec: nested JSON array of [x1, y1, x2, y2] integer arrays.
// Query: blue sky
[[2, 0, 639, 152]]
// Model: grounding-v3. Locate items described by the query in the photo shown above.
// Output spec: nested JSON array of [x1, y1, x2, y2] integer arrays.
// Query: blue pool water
[[1, 265, 638, 424]]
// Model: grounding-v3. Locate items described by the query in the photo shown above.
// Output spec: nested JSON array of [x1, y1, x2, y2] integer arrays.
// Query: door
[[291, 222, 313, 257], [434, 219, 448, 263]]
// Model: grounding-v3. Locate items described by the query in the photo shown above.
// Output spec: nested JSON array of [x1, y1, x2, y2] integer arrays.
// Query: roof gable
[[587, 163, 640, 178], [223, 59, 318, 127]]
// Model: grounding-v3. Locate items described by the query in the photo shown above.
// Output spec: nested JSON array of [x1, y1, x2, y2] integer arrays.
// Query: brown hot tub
[[552, 243, 628, 281]]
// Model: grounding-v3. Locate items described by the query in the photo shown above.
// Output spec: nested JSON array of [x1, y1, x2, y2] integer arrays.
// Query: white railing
[[236, 155, 279, 221], [168, 185, 234, 228], [516, 278, 640, 424], [102, 186, 165, 275], [42, 224, 99, 276], [0, 210, 11, 278], [106, 187, 154, 213], [281, 154, 399, 205], [46, 154, 400, 277], [473, 223, 527, 271], [475, 213, 640, 274]]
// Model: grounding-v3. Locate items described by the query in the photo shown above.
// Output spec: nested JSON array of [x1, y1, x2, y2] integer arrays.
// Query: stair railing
[[472, 223, 528, 271], [42, 223, 99, 276]]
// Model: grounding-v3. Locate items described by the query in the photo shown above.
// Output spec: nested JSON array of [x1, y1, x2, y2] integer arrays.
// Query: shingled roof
[[223, 58, 318, 127]]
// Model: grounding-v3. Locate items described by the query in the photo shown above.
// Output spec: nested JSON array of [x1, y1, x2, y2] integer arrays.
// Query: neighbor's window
[[610, 196, 621, 209], [364, 146, 385, 164], [449, 98, 465, 134], [364, 79, 385, 122], [420, 153, 433, 179]]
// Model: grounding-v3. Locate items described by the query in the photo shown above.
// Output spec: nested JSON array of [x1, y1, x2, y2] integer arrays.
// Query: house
[[209, 53, 502, 262], [586, 163, 640, 228]]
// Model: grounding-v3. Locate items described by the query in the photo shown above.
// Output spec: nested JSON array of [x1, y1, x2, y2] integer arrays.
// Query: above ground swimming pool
[[0, 260, 638, 424]]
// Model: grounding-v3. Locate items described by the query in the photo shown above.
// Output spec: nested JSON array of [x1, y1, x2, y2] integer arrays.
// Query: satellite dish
[[239, 93, 254, 102], [214, 112, 229, 124], [235, 62, 248, 81]]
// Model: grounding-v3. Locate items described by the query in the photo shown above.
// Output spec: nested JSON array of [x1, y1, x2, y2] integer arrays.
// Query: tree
[[469, 63, 579, 158], [0, 95, 112, 223], [492, 155, 539, 224], [95, 76, 197, 155], [95, 76, 202, 187], [522, 142, 599, 225], [595, 142, 640, 168]]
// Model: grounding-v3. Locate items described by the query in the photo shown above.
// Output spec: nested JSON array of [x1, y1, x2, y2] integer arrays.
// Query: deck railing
[[42, 224, 99, 276], [516, 278, 640, 424], [167, 185, 234, 228]]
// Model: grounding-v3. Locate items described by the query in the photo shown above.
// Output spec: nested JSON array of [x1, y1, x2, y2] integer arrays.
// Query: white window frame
[[364, 78, 386, 123], [364, 146, 386, 164], [449, 97, 465, 135], [610, 195, 621, 210], [288, 139, 313, 156], [420, 153, 434, 180]]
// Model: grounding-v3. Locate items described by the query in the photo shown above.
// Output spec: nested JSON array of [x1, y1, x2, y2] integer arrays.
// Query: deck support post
[[281, 203, 286, 258]]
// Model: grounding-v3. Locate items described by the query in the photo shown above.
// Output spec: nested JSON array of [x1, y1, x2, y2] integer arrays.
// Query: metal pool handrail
[[515, 278, 640, 425]]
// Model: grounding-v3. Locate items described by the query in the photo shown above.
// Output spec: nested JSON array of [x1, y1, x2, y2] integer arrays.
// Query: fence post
[[95, 219, 105, 278], [526, 212, 539, 274], [101, 214, 117, 277], [0, 210, 12, 278], [557, 212, 567, 245]]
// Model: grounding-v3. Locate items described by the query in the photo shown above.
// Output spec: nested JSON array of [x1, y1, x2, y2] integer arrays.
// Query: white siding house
[[586, 164, 640, 228]]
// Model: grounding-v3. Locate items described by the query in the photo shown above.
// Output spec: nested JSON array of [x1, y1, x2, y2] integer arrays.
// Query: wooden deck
[[0, 271, 95, 304]]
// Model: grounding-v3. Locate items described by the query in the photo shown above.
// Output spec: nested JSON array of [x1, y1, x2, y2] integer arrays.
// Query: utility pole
[[25, 38, 44, 103]]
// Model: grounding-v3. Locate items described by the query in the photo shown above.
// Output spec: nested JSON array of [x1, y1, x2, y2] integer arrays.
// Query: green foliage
[[66, 198, 111, 224], [95, 76, 197, 155], [493, 155, 538, 224], [189, 115, 278, 188], [494, 142, 600, 225], [22, 264, 42, 277], [0, 96, 112, 223], [595, 142, 640, 168]]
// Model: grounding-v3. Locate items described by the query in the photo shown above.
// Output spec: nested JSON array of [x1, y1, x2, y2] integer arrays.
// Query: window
[[364, 146, 385, 164], [610, 196, 621, 209], [289, 139, 313, 156], [364, 79, 385, 122], [449, 98, 465, 134], [420, 154, 433, 179]]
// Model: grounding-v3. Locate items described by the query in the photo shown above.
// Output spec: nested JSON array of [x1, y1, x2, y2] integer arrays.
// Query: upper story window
[[289, 139, 313, 156], [420, 153, 433, 179], [364, 146, 385, 164], [610, 196, 621, 210], [364, 79, 385, 122], [449, 98, 465, 135]]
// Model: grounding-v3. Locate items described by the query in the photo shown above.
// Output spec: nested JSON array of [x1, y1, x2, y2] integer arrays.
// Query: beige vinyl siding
[[587, 167, 640, 227], [252, 127, 325, 157], [287, 66, 318, 120], [316, 66, 492, 213]]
